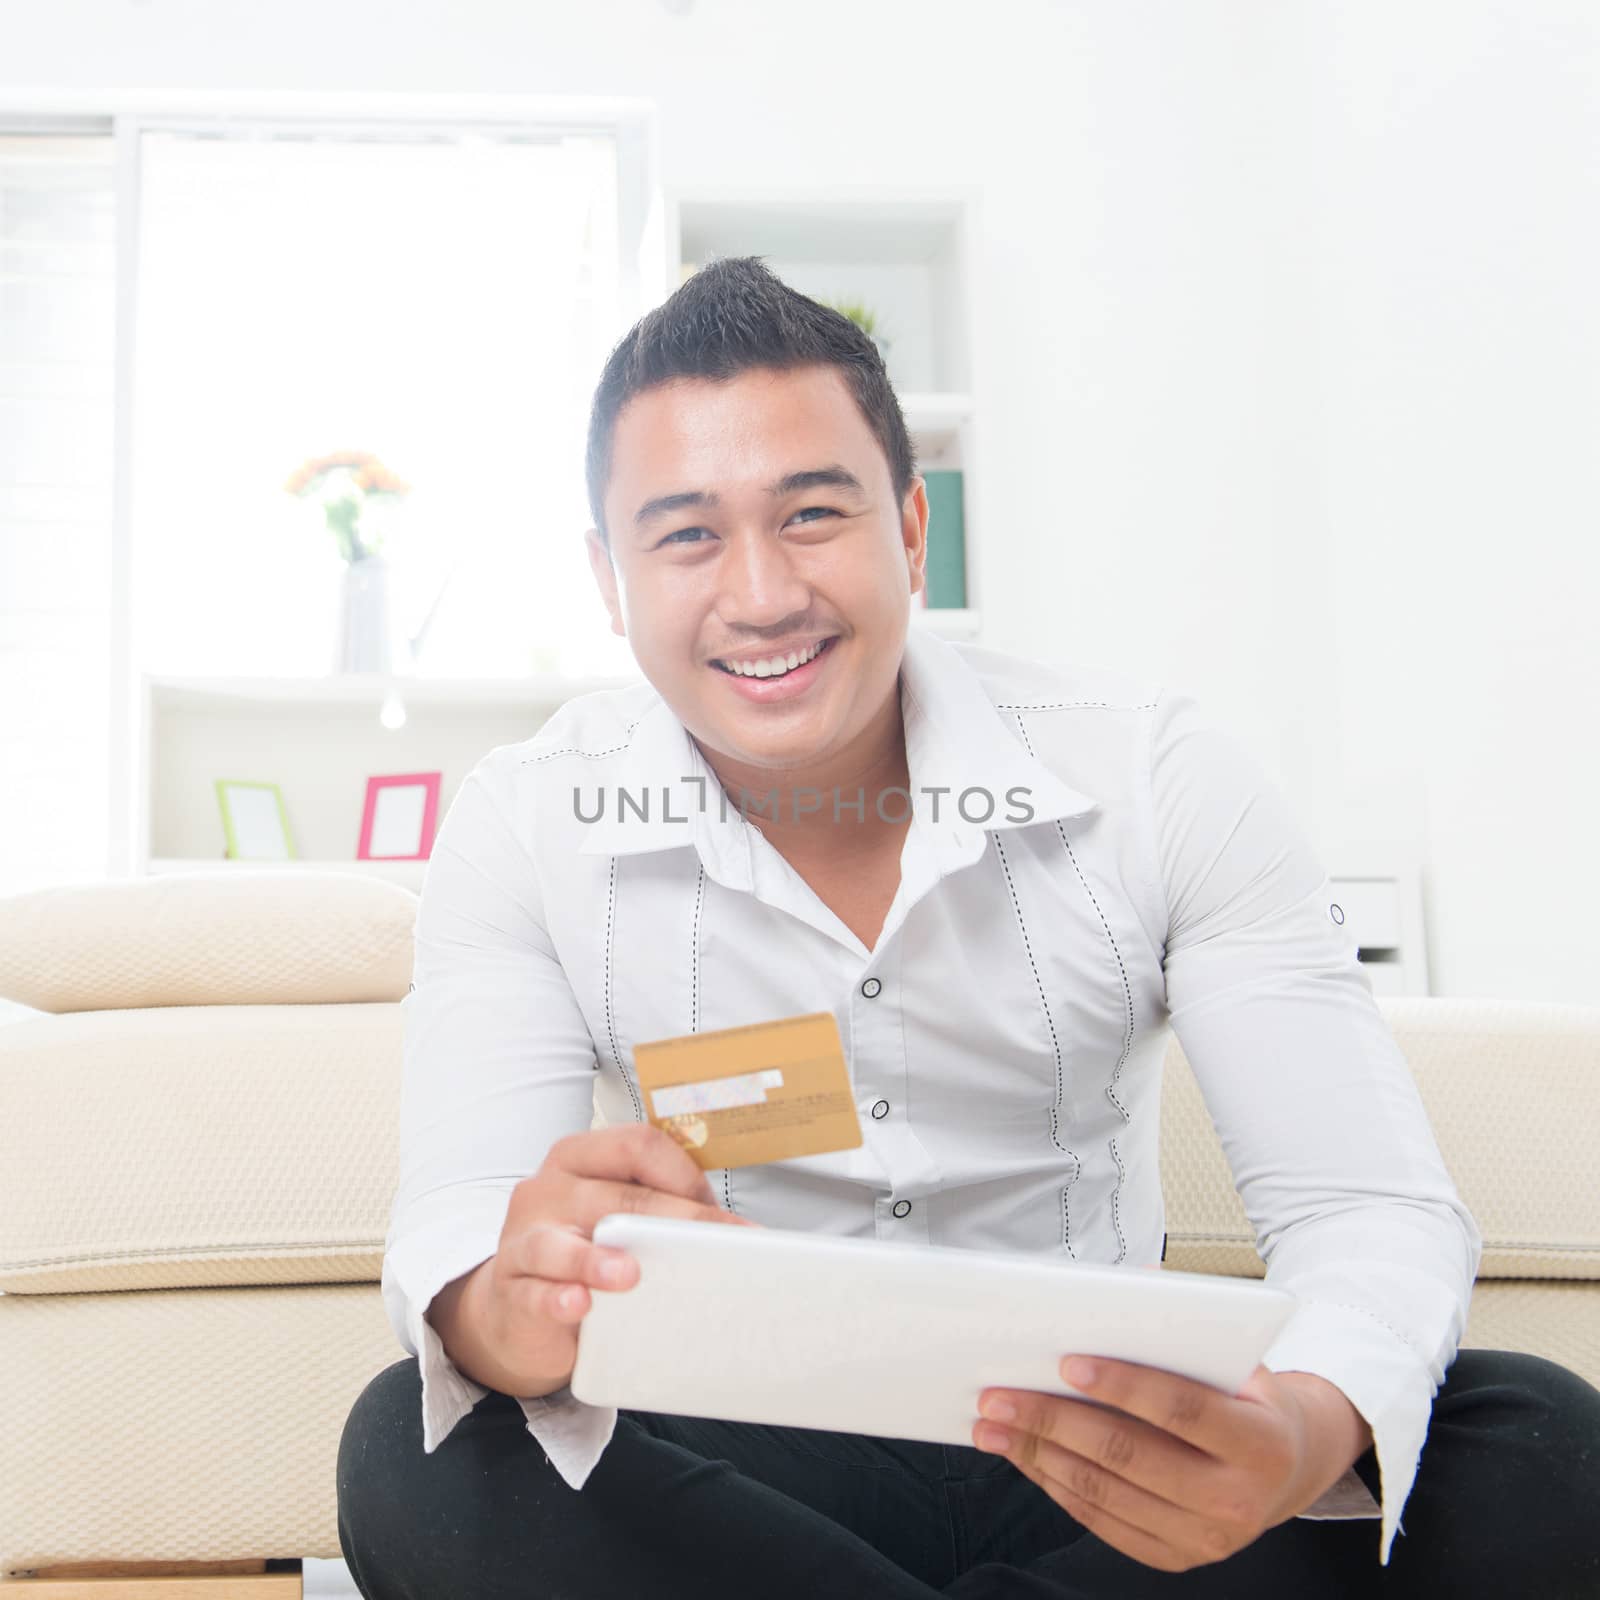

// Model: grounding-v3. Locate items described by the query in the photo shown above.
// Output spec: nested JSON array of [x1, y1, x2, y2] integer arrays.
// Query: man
[[337, 258, 1599, 1598]]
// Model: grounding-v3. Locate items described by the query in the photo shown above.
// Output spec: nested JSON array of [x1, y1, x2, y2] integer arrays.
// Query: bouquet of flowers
[[284, 449, 411, 564]]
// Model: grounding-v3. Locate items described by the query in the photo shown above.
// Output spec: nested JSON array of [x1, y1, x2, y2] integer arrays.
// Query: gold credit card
[[631, 1011, 863, 1171]]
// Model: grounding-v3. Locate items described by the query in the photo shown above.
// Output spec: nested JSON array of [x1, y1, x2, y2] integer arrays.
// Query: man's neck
[[695, 681, 911, 856]]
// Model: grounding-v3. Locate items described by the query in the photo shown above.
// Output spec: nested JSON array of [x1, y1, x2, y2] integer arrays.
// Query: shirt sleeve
[[1149, 689, 1483, 1567], [381, 751, 621, 1488]]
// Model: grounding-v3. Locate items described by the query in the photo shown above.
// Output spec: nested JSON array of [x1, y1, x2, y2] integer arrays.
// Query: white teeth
[[721, 639, 826, 678]]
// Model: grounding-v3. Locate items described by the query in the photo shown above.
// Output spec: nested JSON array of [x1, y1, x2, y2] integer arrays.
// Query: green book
[[922, 469, 967, 608]]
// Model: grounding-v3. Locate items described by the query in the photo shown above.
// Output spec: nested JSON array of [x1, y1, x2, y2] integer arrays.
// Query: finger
[[581, 1182, 757, 1233], [977, 1422, 1245, 1567], [502, 1231, 638, 1327], [498, 1256, 590, 1325], [1054, 1355, 1247, 1459], [552, 1124, 720, 1206], [541, 1278, 592, 1323], [1004, 1442, 1197, 1575], [979, 1386, 1214, 1511], [503, 1219, 633, 1288]]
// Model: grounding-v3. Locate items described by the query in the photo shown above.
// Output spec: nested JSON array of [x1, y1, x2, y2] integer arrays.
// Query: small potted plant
[[821, 296, 891, 365], [284, 450, 411, 674]]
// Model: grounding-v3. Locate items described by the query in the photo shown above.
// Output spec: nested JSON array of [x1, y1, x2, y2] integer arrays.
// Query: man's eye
[[660, 509, 837, 546]]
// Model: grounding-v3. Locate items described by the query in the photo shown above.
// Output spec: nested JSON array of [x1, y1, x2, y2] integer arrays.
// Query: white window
[[130, 121, 635, 683]]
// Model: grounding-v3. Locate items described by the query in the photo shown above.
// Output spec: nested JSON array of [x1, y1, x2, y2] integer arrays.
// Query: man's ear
[[902, 476, 929, 600], [584, 527, 627, 638]]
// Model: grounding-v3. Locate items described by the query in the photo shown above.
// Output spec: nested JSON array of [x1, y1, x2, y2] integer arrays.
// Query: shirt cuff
[[406, 1292, 492, 1455], [1295, 1464, 1382, 1519], [516, 1385, 620, 1490], [1262, 1297, 1438, 1566], [402, 1280, 618, 1486]]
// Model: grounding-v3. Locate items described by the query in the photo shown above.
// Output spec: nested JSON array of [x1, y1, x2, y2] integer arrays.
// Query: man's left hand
[[970, 1356, 1373, 1574]]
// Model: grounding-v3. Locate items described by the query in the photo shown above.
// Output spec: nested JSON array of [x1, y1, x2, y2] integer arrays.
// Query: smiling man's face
[[586, 363, 928, 794]]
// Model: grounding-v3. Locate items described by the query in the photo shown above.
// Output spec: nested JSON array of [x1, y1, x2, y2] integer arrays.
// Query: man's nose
[[716, 528, 812, 626]]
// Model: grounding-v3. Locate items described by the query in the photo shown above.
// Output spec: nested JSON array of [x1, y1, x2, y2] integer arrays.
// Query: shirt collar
[[572, 624, 1100, 888], [897, 623, 1100, 845], [572, 693, 753, 885]]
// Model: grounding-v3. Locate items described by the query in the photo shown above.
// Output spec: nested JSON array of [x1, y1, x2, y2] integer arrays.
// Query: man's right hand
[[438, 1123, 760, 1401]]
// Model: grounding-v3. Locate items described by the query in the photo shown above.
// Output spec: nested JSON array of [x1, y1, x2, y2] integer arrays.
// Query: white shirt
[[383, 623, 1482, 1568]]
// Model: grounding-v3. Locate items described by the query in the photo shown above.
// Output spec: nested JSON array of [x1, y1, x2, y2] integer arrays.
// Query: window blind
[[0, 131, 117, 916]]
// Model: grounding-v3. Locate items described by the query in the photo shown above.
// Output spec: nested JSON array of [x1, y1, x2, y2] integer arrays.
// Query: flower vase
[[337, 553, 394, 675]]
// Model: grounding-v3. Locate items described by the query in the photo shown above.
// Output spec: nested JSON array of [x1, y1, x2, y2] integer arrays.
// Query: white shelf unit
[[664, 187, 982, 633], [135, 610, 985, 893], [136, 673, 640, 892]]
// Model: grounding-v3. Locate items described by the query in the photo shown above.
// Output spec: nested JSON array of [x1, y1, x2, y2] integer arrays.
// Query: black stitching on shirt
[[992, 699, 1160, 712], [1170, 1230, 1595, 1253], [1322, 1300, 1425, 1356], [518, 712, 651, 765], [993, 830, 1079, 1260], [1013, 709, 1137, 1265], [691, 863, 704, 1036], [1055, 808, 1135, 1266], [686, 862, 731, 1209], [685, 861, 733, 1212], [606, 854, 642, 1122]]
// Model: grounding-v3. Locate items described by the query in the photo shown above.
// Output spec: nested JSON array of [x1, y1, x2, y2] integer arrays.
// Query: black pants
[[337, 1347, 1600, 1598]]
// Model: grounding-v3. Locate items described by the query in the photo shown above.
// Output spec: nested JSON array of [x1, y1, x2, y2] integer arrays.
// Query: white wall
[[2, 0, 1594, 1002], [1302, 4, 1600, 1002]]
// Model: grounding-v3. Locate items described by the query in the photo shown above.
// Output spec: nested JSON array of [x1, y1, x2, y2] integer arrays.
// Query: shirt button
[[892, 1200, 912, 1218], [871, 1099, 889, 1119], [861, 977, 882, 998]]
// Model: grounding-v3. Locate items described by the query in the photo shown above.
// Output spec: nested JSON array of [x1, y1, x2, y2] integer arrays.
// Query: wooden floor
[[0, 1561, 358, 1596]]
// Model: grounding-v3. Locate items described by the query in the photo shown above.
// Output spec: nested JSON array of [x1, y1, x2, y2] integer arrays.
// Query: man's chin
[[683, 704, 837, 775]]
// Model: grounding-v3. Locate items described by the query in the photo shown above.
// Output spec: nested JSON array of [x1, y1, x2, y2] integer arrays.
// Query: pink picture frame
[[357, 771, 442, 861]]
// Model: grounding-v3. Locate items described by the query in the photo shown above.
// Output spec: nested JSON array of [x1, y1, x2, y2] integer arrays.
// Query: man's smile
[[707, 630, 844, 694]]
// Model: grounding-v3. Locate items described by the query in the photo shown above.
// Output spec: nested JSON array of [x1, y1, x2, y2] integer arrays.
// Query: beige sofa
[[0, 872, 1595, 1596]]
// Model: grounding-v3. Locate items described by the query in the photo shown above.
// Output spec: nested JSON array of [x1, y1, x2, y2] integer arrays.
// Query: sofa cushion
[[3, 993, 1593, 1297], [1162, 997, 1600, 1282], [0, 870, 416, 1013], [0, 1002, 401, 1294], [0, 1282, 396, 1576]]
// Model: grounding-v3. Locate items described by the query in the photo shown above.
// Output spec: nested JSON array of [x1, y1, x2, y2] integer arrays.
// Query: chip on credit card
[[631, 1011, 863, 1171]]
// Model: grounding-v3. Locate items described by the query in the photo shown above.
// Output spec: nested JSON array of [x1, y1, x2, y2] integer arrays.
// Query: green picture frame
[[215, 779, 298, 861]]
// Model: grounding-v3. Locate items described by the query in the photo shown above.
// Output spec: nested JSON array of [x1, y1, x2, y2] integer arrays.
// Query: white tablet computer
[[570, 1214, 1297, 1445]]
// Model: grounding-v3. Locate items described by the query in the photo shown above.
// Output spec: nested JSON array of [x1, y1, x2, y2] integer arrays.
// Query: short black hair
[[584, 255, 917, 546]]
